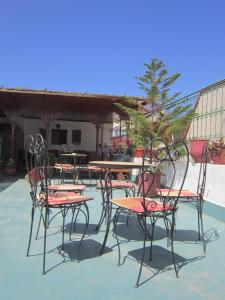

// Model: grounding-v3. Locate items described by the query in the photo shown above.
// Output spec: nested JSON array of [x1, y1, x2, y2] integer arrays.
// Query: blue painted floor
[[0, 175, 225, 300]]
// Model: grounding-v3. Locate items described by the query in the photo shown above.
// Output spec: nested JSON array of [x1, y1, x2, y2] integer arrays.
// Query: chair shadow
[[44, 239, 112, 274], [112, 220, 167, 242], [172, 228, 219, 253], [173, 229, 200, 242], [58, 239, 112, 261], [128, 245, 205, 286], [64, 222, 99, 235]]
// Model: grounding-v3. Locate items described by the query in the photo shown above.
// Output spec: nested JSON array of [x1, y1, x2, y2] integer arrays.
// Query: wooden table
[[89, 160, 152, 254]]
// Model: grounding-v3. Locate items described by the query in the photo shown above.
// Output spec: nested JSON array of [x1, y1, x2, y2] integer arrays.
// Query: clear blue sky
[[0, 0, 224, 98]]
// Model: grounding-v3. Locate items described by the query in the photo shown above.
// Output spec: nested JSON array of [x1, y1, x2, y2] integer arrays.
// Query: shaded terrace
[[0, 87, 139, 161]]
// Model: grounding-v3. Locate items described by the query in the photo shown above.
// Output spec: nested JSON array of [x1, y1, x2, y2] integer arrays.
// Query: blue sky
[[0, 0, 224, 98]]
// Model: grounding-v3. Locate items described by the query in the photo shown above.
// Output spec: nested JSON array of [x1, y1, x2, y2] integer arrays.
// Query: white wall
[[22, 118, 112, 152], [164, 159, 225, 208]]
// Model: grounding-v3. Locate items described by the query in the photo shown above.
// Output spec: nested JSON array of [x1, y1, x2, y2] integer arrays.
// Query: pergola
[[0, 87, 141, 159]]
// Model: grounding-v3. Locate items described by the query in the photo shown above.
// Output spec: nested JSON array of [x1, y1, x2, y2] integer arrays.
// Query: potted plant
[[115, 58, 195, 194], [5, 158, 17, 175], [189, 139, 209, 163], [116, 58, 196, 155], [208, 137, 225, 164]]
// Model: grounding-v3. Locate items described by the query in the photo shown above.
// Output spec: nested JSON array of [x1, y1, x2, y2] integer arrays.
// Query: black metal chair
[[110, 139, 189, 286], [25, 134, 94, 274], [158, 144, 209, 252]]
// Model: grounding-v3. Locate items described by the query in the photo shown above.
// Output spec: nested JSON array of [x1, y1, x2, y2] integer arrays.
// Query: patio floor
[[0, 174, 225, 300]]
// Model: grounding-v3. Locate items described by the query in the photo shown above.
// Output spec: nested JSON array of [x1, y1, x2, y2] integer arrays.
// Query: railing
[[186, 79, 225, 140], [112, 79, 225, 142], [147, 79, 225, 140]]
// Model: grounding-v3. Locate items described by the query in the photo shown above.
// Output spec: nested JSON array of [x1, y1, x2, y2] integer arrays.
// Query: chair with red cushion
[[110, 139, 189, 287], [157, 144, 209, 252], [25, 134, 94, 274]]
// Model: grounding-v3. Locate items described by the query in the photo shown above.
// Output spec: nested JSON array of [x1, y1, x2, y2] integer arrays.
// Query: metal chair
[[25, 134, 94, 274], [111, 139, 189, 286], [158, 144, 209, 252]]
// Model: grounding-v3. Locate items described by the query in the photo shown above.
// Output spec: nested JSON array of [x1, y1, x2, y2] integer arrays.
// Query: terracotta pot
[[210, 151, 225, 164], [5, 167, 17, 176], [190, 139, 208, 163], [134, 147, 145, 157], [138, 171, 160, 197]]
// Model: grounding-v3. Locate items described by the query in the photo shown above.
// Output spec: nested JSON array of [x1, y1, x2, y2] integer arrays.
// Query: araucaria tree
[[117, 58, 196, 147]]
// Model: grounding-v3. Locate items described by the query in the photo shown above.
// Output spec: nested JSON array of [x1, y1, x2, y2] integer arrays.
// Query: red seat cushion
[[48, 184, 86, 192], [98, 181, 135, 189], [38, 192, 94, 205], [111, 197, 173, 213], [157, 188, 197, 198]]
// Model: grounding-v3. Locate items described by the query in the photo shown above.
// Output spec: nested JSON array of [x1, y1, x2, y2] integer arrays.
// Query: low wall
[[133, 156, 225, 208]]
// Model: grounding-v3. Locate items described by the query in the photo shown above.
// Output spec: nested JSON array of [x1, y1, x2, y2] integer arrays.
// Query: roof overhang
[[0, 88, 142, 122]]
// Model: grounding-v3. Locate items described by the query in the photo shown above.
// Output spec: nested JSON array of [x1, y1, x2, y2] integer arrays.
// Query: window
[[39, 128, 46, 140], [72, 129, 81, 144], [51, 129, 67, 145]]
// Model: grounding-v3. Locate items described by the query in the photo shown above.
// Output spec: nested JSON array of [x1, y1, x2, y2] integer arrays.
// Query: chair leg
[[61, 208, 66, 250], [42, 207, 48, 275], [35, 206, 44, 240], [95, 192, 107, 231], [70, 207, 77, 240], [170, 215, 178, 278], [77, 205, 89, 262], [199, 201, 206, 254], [99, 202, 113, 255], [135, 214, 147, 288], [149, 220, 155, 261], [27, 204, 36, 256], [113, 208, 122, 265], [197, 203, 201, 241]]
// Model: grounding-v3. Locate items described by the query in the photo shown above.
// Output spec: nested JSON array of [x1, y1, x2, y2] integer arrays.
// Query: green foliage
[[48, 152, 57, 166], [117, 58, 196, 147], [6, 158, 16, 167]]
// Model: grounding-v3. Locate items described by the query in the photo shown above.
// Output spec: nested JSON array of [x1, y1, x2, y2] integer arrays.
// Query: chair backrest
[[196, 144, 209, 198], [140, 138, 189, 211], [25, 133, 48, 202]]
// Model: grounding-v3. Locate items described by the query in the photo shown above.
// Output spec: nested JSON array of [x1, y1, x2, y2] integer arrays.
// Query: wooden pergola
[[0, 87, 141, 160]]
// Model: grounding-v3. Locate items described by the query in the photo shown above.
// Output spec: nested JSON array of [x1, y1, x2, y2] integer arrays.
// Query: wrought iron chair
[[158, 144, 209, 252], [110, 139, 189, 286], [25, 134, 94, 274]]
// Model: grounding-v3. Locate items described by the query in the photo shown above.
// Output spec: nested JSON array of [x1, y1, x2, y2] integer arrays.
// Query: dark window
[[72, 130, 81, 144], [39, 128, 46, 140], [51, 129, 67, 145]]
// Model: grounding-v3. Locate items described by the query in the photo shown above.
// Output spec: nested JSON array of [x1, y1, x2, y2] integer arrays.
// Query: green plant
[[208, 138, 225, 153], [116, 58, 196, 147], [48, 152, 57, 166], [6, 158, 16, 168]]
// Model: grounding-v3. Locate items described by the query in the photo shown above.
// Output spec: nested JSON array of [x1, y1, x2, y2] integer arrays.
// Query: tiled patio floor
[[0, 175, 225, 300]]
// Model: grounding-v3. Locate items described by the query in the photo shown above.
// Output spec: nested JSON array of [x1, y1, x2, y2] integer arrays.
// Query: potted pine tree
[[116, 58, 196, 152], [116, 58, 196, 195]]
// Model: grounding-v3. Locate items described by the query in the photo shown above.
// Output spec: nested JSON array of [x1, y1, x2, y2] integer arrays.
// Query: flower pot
[[134, 147, 145, 157], [190, 139, 208, 163], [5, 167, 17, 176], [209, 151, 225, 164], [138, 170, 160, 197]]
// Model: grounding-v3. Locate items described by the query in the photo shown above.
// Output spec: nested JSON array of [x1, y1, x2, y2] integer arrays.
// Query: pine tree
[[116, 58, 196, 147]]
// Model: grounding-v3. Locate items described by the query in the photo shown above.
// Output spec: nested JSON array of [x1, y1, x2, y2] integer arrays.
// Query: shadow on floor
[[128, 245, 205, 286], [0, 172, 25, 192]]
